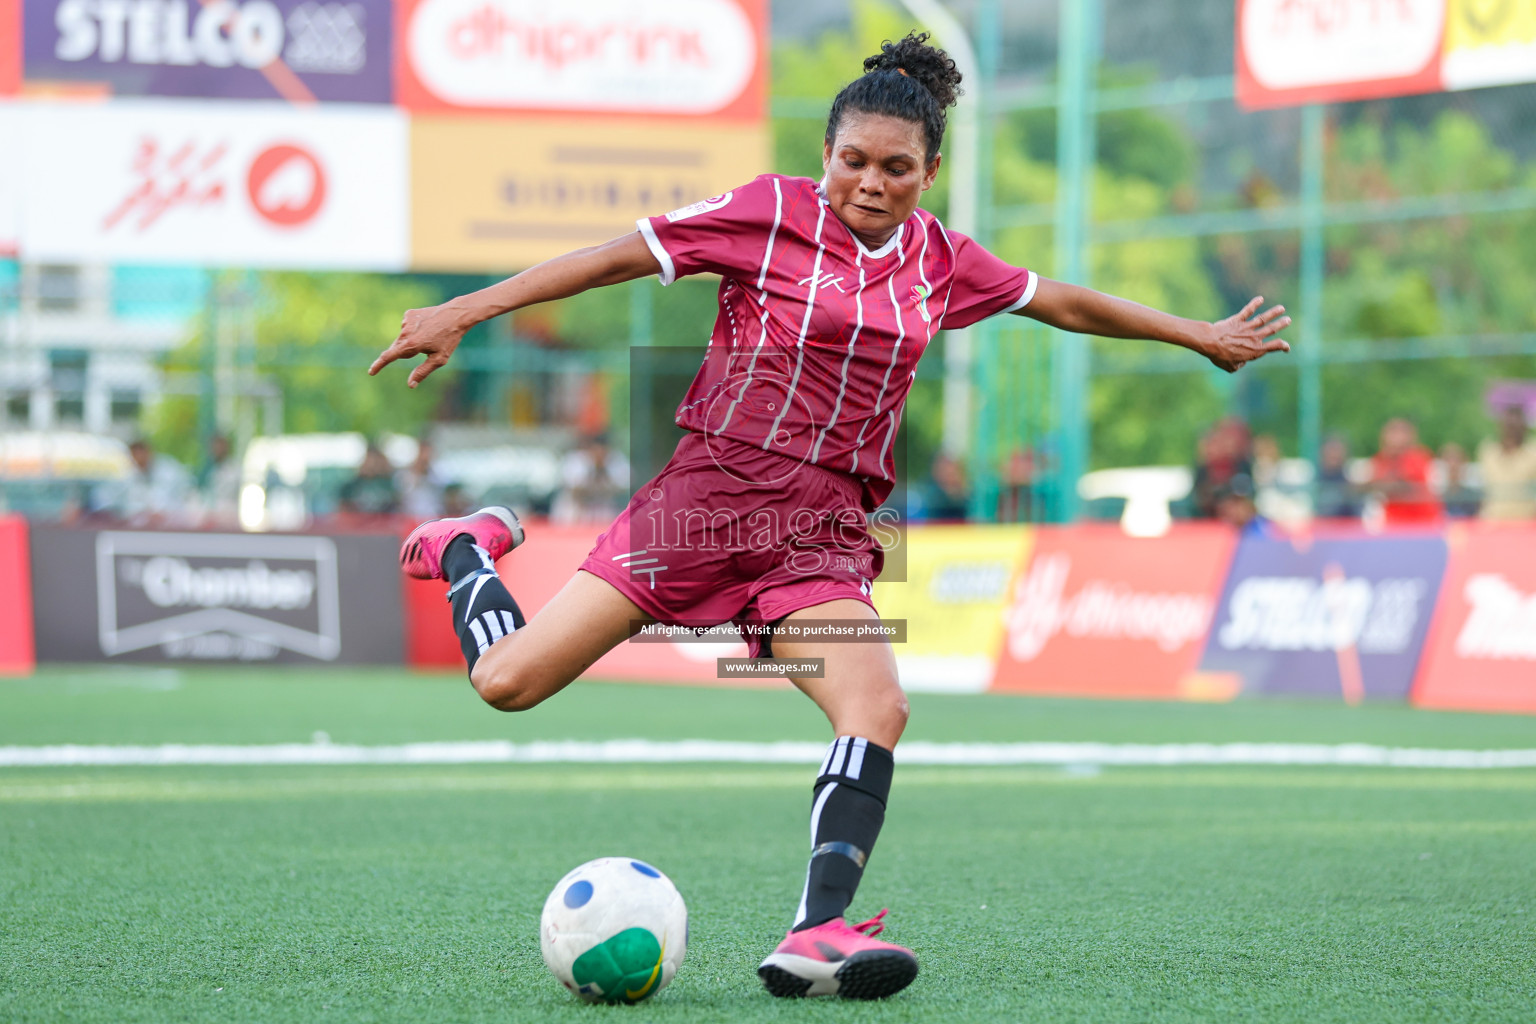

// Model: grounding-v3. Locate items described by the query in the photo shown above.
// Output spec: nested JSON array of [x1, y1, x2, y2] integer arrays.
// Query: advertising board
[[1197, 533, 1448, 701], [1412, 524, 1536, 713], [870, 524, 1031, 693], [1236, 0, 1536, 109], [0, 516, 35, 675], [22, 0, 394, 103], [0, 102, 19, 255], [1, 0, 19, 94], [1236, 0, 1446, 109], [395, 0, 766, 119], [30, 526, 403, 664], [990, 524, 1237, 700], [1442, 0, 1536, 90], [18, 100, 408, 269], [410, 115, 768, 271]]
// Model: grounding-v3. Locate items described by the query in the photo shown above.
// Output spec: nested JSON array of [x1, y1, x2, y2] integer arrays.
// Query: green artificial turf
[[2, 668, 1534, 1023]]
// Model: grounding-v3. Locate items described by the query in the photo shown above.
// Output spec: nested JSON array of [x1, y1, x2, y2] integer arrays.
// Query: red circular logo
[[246, 144, 327, 228]]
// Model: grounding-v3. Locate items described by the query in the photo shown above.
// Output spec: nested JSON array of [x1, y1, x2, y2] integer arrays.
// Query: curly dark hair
[[824, 32, 963, 162]]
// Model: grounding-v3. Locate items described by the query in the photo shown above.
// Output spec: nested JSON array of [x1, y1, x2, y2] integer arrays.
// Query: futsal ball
[[539, 857, 688, 1004]]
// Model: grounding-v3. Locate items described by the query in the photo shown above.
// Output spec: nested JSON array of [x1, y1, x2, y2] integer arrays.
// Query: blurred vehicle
[[239, 433, 419, 531], [238, 430, 563, 531], [1078, 466, 1192, 537], [434, 448, 562, 519], [0, 431, 131, 520]]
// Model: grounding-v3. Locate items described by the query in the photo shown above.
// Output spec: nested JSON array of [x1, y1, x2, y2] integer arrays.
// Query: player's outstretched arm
[[1018, 278, 1292, 373], [369, 232, 663, 388]]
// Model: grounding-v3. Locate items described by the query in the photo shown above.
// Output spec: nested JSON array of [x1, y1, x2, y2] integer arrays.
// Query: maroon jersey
[[637, 174, 1035, 505]]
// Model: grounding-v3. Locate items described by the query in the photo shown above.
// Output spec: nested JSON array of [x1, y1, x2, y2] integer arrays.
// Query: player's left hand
[[1201, 297, 1291, 373]]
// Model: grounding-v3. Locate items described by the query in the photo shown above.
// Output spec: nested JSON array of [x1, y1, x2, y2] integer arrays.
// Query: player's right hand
[[369, 302, 471, 388]]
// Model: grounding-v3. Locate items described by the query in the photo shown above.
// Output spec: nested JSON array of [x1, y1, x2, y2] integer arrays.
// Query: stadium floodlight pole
[[895, 0, 980, 463]]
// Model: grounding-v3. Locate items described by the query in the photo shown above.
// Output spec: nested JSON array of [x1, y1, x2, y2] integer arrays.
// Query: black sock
[[792, 737, 894, 931], [443, 535, 525, 674]]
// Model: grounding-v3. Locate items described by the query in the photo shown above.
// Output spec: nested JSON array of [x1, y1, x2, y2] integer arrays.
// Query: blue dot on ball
[[630, 860, 661, 878], [564, 880, 594, 908]]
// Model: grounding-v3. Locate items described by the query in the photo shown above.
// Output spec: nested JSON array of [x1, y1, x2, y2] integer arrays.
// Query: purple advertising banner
[[1197, 533, 1448, 701], [23, 0, 392, 103]]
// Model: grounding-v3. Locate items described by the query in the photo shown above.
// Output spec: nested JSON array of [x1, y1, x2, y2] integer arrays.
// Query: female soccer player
[[370, 34, 1291, 1001]]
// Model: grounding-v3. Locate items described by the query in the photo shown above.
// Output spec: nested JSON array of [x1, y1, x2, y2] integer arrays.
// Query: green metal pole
[[1052, 0, 1096, 521], [967, 0, 1002, 522], [629, 278, 653, 348], [1299, 104, 1326, 467]]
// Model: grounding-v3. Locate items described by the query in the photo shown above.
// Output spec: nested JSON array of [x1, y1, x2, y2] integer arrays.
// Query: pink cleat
[[399, 506, 524, 581], [757, 910, 918, 999]]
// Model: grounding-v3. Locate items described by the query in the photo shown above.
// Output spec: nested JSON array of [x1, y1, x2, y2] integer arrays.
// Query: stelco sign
[[398, 0, 764, 118], [24, 0, 394, 102]]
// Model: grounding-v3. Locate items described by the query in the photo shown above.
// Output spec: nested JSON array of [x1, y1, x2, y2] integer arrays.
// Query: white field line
[[0, 740, 1534, 770]]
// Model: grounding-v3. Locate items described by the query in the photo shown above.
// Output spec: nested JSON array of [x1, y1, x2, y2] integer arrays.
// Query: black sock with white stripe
[[792, 736, 894, 932], [442, 535, 525, 675]]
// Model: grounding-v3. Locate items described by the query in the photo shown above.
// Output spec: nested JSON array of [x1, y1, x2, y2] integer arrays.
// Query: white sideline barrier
[[2, 740, 1535, 769]]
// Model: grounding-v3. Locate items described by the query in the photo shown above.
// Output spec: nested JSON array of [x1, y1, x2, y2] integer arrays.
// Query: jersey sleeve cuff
[[636, 218, 677, 286], [1001, 270, 1039, 314]]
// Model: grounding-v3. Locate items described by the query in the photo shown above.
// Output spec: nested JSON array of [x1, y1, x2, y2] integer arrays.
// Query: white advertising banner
[[1236, 0, 1446, 108], [1236, 0, 1536, 108], [396, 0, 766, 119], [19, 100, 408, 269], [0, 102, 20, 255]]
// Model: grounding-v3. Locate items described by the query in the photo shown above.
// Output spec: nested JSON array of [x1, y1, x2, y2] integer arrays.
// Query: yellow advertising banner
[[872, 524, 1034, 693], [410, 117, 771, 272], [1443, 0, 1536, 90]]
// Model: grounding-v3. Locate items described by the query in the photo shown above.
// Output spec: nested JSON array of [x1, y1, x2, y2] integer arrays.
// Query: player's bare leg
[[470, 570, 654, 711], [757, 598, 917, 999], [775, 598, 909, 750], [400, 508, 653, 711]]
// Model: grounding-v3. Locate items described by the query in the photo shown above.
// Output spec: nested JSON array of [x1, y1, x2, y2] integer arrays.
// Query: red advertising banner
[[1412, 523, 1536, 714], [0, 516, 36, 675], [0, 0, 19, 95], [394, 0, 767, 120], [1235, 0, 1446, 109], [405, 521, 766, 686], [990, 524, 1238, 700]]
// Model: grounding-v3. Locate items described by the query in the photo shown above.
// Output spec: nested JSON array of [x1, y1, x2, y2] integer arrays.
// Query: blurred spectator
[[397, 439, 448, 521], [441, 482, 473, 519], [1192, 416, 1253, 518], [996, 447, 1036, 523], [1314, 435, 1362, 520], [1477, 405, 1536, 521], [91, 438, 193, 526], [1369, 418, 1441, 526], [1214, 473, 1274, 535], [196, 433, 242, 527], [1251, 434, 1281, 490], [337, 444, 400, 522], [552, 434, 630, 525], [1438, 443, 1480, 519], [911, 452, 969, 522]]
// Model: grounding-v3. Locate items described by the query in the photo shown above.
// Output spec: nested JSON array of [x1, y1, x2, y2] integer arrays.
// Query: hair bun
[[863, 31, 962, 110]]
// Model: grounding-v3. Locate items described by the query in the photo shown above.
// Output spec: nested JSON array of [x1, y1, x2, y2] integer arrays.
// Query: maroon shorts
[[580, 432, 883, 656]]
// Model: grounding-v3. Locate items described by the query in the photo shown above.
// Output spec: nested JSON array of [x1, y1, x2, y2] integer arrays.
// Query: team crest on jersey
[[665, 192, 734, 223], [911, 284, 933, 323]]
